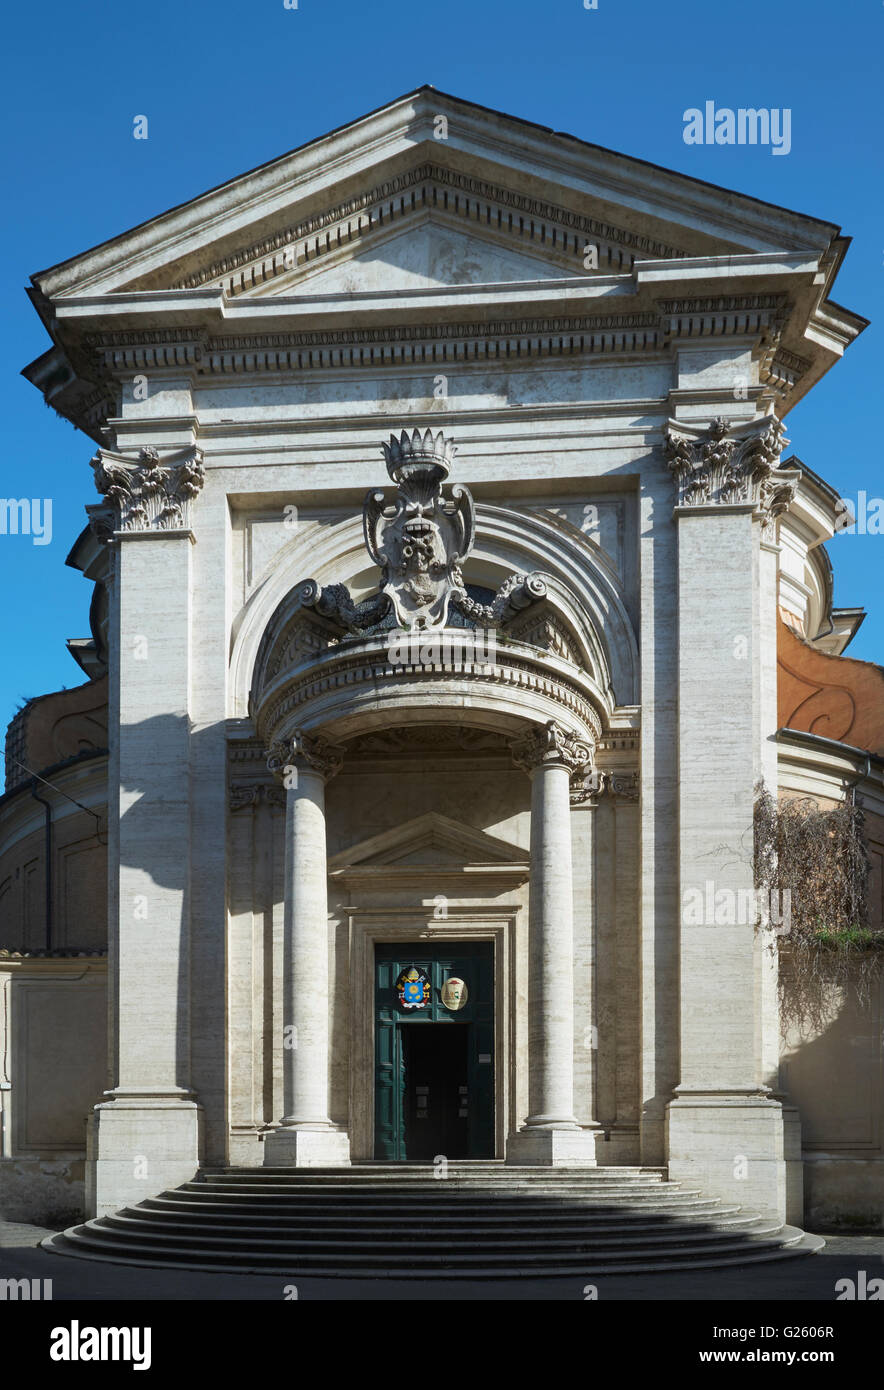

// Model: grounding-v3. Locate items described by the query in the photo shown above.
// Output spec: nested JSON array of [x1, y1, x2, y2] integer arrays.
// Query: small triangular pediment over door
[[328, 811, 529, 886]]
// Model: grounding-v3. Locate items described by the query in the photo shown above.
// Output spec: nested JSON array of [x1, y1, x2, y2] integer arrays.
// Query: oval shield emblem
[[441, 976, 468, 1011], [395, 965, 431, 1011]]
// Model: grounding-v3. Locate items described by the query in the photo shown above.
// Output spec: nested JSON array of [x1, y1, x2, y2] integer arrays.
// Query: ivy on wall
[[754, 784, 881, 1028]]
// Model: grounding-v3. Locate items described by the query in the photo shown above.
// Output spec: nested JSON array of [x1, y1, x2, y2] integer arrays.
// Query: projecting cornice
[[21, 89, 866, 439], [37, 261, 832, 418]]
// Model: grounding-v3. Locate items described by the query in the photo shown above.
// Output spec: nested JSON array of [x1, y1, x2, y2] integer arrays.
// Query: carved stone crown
[[381, 428, 457, 490]]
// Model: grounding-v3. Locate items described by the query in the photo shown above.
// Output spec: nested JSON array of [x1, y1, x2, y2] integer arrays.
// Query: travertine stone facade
[[3, 89, 881, 1228]]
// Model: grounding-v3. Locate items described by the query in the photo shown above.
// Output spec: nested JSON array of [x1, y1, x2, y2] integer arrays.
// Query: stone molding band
[[258, 642, 604, 751]]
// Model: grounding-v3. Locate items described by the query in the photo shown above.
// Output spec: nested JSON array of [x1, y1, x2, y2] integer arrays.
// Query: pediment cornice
[[22, 89, 866, 436], [327, 810, 528, 875], [56, 277, 822, 421], [165, 161, 690, 300], [31, 88, 845, 305]]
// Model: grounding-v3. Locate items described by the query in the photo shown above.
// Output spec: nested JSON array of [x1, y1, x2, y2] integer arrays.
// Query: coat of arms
[[364, 429, 474, 630], [396, 965, 431, 1010]]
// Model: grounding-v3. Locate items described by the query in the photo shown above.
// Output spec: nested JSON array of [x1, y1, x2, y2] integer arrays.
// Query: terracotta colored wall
[[778, 620, 884, 756]]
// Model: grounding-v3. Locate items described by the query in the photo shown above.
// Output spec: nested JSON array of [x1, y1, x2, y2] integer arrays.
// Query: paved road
[[1, 1222, 882, 1300]]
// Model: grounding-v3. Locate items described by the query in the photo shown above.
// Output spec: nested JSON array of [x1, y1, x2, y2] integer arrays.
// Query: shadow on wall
[[779, 967, 884, 1229]]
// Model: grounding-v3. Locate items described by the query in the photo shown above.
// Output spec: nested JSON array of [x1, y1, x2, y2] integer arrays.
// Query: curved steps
[[43, 1164, 824, 1277]]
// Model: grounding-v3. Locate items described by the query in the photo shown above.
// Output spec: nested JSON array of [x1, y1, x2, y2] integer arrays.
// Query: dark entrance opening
[[402, 1023, 469, 1160]]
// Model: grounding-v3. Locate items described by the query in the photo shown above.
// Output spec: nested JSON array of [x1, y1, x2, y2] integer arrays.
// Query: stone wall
[[781, 969, 884, 1230], [776, 761, 884, 1229], [0, 959, 107, 1224]]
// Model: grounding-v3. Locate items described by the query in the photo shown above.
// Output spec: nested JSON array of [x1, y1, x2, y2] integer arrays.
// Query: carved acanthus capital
[[511, 720, 594, 776], [229, 782, 287, 812], [266, 729, 344, 782], [570, 768, 639, 806], [758, 472, 801, 540], [663, 413, 796, 514], [91, 445, 205, 533]]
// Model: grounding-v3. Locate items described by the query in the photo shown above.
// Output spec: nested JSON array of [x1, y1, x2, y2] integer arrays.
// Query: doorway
[[402, 1024, 468, 1159], [374, 941, 494, 1160]]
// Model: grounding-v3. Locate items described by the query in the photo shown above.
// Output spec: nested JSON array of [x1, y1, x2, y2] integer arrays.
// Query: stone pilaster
[[663, 412, 802, 1221], [86, 446, 204, 1218], [262, 731, 350, 1167], [506, 721, 603, 1165]]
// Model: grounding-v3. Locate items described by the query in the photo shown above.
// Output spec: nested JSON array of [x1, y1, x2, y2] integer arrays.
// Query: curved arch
[[230, 503, 638, 719]]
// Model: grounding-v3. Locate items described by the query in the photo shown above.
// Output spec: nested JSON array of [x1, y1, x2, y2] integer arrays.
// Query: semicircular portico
[[254, 628, 606, 749], [232, 496, 637, 726]]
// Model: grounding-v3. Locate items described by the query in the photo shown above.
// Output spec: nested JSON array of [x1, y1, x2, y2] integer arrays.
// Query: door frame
[[347, 909, 516, 1160]]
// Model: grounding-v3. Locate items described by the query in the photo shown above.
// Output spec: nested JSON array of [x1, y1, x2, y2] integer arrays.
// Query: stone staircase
[[43, 1164, 824, 1277]]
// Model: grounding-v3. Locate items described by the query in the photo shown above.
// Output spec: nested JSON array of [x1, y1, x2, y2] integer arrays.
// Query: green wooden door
[[374, 941, 494, 1160]]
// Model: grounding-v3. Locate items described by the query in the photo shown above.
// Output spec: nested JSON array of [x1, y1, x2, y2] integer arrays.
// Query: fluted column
[[507, 720, 603, 1165], [262, 730, 350, 1167]]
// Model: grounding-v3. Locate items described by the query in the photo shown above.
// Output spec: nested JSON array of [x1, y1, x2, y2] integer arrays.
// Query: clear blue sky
[[1, 0, 880, 739]]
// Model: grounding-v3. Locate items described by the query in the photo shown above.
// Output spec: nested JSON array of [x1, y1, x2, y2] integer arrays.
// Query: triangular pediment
[[245, 219, 568, 296], [328, 811, 528, 873], [30, 88, 845, 304]]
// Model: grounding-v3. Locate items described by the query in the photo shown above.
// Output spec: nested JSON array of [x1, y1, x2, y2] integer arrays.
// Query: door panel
[[374, 941, 494, 1160]]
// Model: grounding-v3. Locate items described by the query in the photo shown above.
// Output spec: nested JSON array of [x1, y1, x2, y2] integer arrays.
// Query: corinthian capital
[[663, 413, 798, 516], [510, 720, 594, 775], [266, 729, 344, 782], [91, 445, 204, 533]]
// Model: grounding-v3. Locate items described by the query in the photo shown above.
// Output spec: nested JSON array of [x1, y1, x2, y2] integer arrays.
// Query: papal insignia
[[396, 965, 431, 1010]]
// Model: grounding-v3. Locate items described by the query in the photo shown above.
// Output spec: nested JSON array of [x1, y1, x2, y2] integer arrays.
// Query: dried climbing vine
[[754, 784, 881, 1032]]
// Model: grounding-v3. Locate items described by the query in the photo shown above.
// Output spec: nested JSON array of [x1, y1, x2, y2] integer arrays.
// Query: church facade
[[2, 89, 882, 1235]]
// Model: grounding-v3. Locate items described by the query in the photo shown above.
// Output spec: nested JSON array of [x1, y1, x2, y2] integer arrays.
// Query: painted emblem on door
[[441, 976, 468, 1010], [396, 966, 431, 1010]]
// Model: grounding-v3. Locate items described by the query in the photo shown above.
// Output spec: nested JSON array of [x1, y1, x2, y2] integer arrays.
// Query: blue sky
[[1, 0, 880, 738]]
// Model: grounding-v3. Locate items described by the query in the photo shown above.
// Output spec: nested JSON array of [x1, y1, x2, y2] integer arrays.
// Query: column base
[[262, 1126, 351, 1168], [505, 1126, 603, 1167], [666, 1094, 802, 1223], [86, 1096, 202, 1219]]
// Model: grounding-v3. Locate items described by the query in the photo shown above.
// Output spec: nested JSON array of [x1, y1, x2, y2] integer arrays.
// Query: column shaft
[[526, 761, 578, 1127], [263, 731, 350, 1167], [281, 767, 331, 1127], [507, 719, 601, 1165]]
